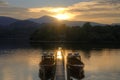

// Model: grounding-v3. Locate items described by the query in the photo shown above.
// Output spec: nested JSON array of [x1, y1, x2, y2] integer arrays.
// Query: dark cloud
[[0, 6, 27, 12], [0, 0, 8, 6], [81, 13, 120, 18], [93, 0, 120, 4]]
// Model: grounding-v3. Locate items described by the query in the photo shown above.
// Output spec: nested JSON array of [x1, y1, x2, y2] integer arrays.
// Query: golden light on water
[[1, 49, 120, 80], [57, 50, 62, 59]]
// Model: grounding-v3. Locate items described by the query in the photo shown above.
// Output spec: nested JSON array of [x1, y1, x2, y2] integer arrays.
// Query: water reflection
[[0, 48, 120, 80], [0, 49, 41, 80], [81, 49, 120, 80], [57, 49, 62, 59]]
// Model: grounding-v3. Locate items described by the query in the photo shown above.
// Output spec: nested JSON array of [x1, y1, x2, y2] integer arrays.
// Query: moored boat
[[67, 53, 84, 80], [39, 52, 56, 80]]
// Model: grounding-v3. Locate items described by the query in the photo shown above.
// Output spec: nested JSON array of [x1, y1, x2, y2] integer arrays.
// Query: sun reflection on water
[[0, 49, 120, 80], [57, 50, 62, 59]]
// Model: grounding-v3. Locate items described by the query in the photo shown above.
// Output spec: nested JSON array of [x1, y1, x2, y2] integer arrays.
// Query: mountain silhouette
[[0, 16, 120, 47], [0, 15, 119, 27], [0, 16, 19, 26], [28, 15, 58, 24], [28, 15, 107, 27], [9, 20, 41, 37], [10, 20, 40, 28]]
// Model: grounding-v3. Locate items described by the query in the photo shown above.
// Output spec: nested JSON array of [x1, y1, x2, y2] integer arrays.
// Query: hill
[[0, 16, 19, 26], [28, 15, 58, 24], [28, 15, 107, 27]]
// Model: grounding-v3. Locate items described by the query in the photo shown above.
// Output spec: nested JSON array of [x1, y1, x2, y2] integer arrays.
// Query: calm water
[[0, 48, 120, 80]]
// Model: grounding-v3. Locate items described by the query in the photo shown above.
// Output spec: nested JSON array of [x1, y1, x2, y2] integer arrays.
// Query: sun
[[54, 13, 70, 20], [50, 8, 73, 20]]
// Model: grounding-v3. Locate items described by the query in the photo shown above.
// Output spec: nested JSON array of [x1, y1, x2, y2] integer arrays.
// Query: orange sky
[[0, 0, 120, 24]]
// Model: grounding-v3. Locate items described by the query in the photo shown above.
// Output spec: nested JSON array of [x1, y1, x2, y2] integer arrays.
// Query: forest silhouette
[[30, 22, 120, 48]]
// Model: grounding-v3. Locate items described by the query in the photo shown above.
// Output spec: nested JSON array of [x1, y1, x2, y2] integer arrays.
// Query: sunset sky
[[0, 0, 120, 24]]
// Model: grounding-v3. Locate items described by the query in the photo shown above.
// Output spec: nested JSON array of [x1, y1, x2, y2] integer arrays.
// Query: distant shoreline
[[30, 41, 120, 49]]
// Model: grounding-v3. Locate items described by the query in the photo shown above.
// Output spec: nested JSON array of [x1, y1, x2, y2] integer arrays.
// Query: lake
[[0, 47, 120, 80]]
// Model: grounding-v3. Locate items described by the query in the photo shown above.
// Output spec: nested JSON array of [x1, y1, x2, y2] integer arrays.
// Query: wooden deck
[[55, 53, 65, 80]]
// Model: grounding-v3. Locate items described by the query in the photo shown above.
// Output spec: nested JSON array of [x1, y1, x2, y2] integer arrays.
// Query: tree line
[[30, 22, 120, 45]]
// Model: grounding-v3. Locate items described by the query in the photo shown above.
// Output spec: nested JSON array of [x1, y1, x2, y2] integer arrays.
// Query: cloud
[[67, 0, 120, 24], [0, 0, 120, 24], [0, 0, 8, 6], [94, 0, 120, 4], [0, 5, 29, 19], [0, 1, 43, 19]]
